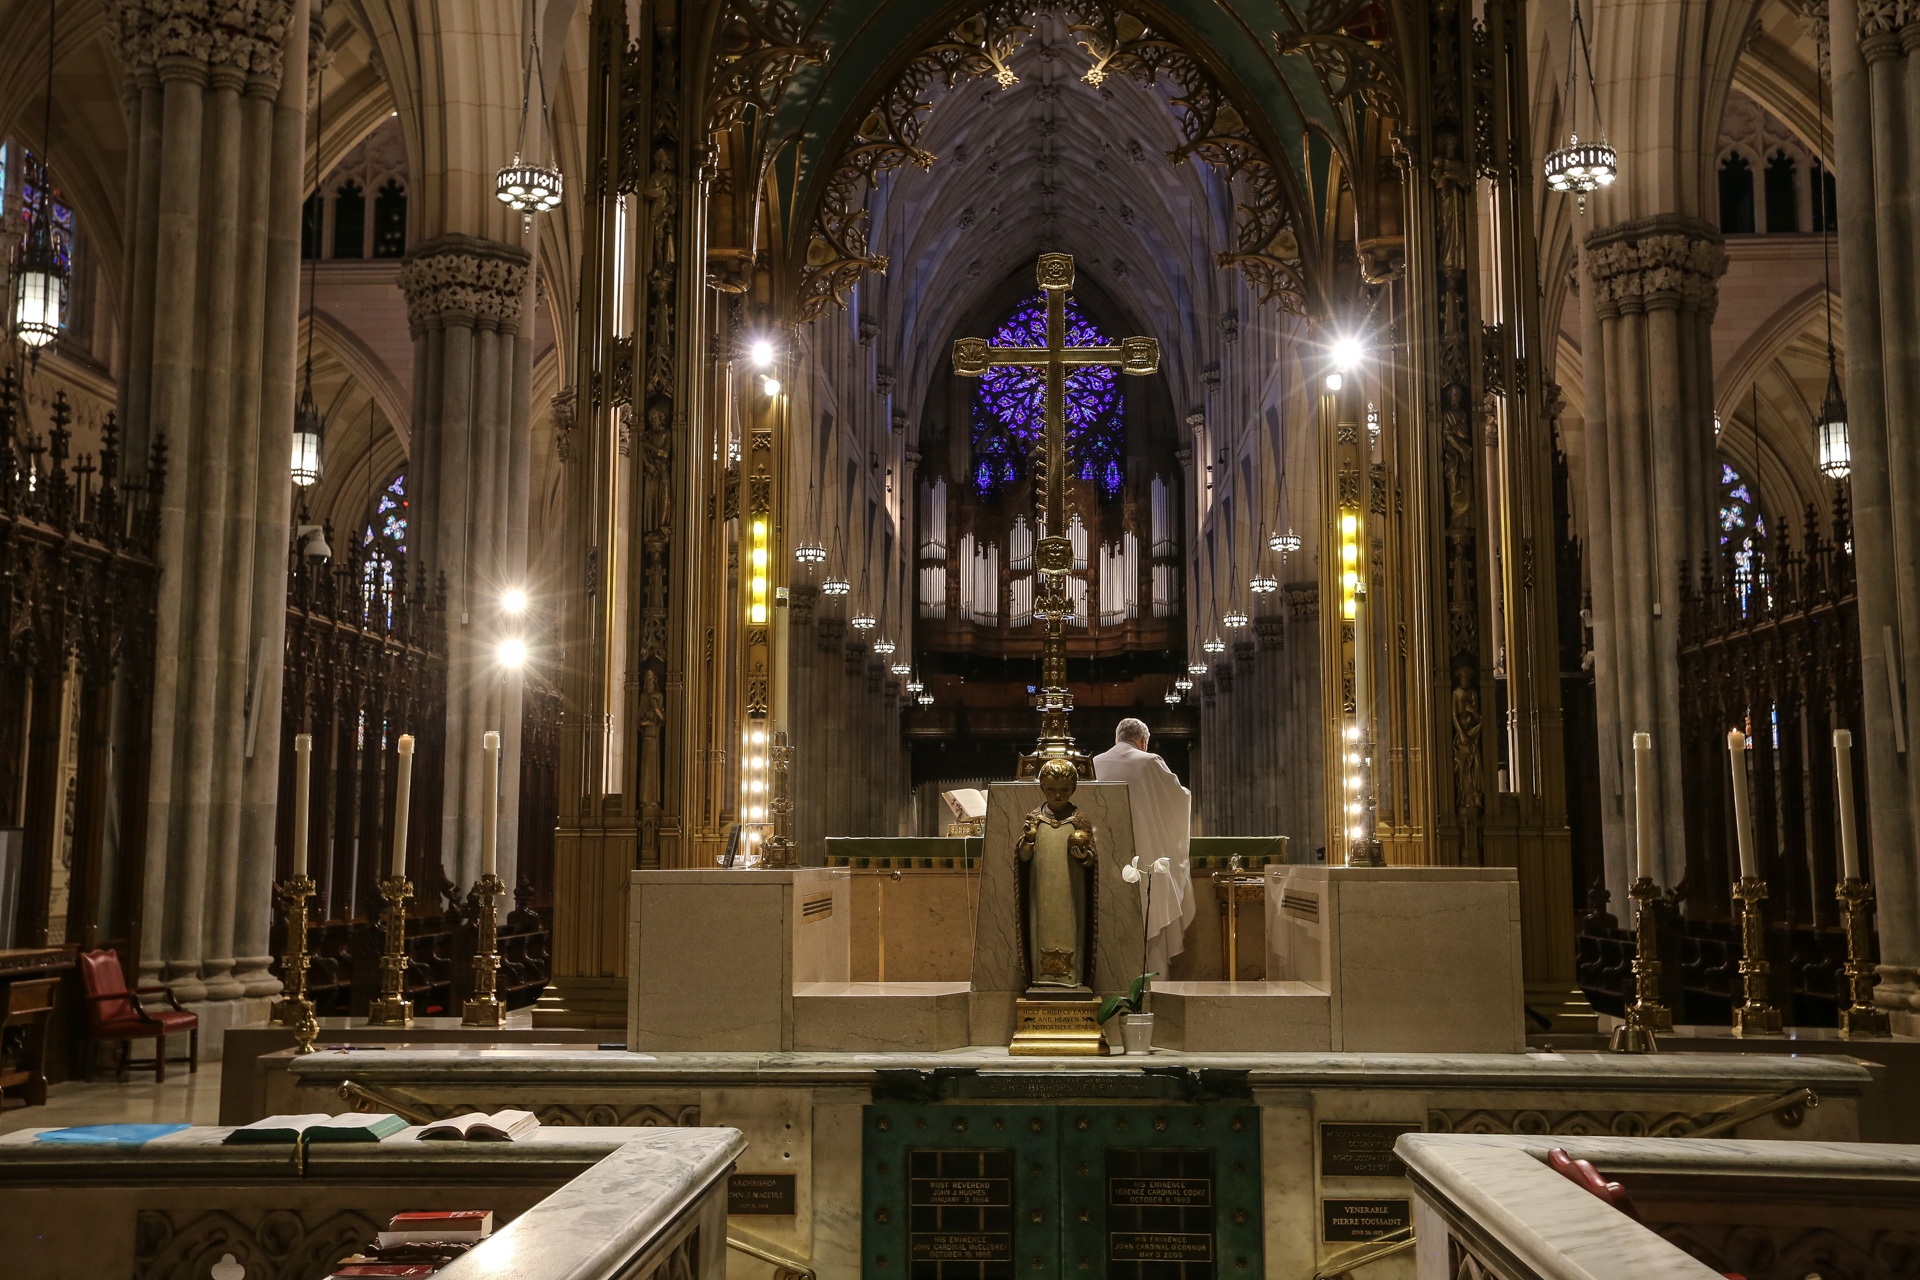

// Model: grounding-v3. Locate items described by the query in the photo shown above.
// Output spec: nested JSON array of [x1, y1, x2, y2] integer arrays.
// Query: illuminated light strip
[[749, 518, 770, 624]]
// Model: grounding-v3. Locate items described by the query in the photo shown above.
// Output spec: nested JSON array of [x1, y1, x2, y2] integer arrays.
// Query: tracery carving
[[707, 0, 826, 135], [136, 1208, 378, 1280], [1425, 1106, 1724, 1137], [1271, 2, 1404, 120]]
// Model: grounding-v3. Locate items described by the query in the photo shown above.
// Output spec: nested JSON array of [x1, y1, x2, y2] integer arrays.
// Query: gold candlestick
[[366, 874, 414, 1026], [1837, 877, 1892, 1038], [1610, 876, 1671, 1053], [761, 730, 797, 870], [274, 875, 320, 1054], [462, 873, 507, 1028], [1732, 876, 1783, 1037]]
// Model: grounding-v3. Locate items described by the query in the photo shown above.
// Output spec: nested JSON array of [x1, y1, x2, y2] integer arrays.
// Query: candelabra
[[760, 730, 797, 870], [274, 875, 320, 1054], [366, 875, 415, 1027], [461, 874, 508, 1028], [1731, 876, 1783, 1036], [1837, 877, 1892, 1038], [1610, 877, 1671, 1053]]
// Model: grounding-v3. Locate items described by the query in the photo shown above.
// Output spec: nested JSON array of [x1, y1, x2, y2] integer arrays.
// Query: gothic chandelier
[[822, 576, 851, 596], [794, 540, 827, 564], [1163, 690, 1181, 705], [496, 0, 562, 229], [891, 659, 912, 676], [1812, 65, 1849, 481], [1270, 528, 1301, 556], [13, 0, 63, 350], [906, 674, 924, 694], [873, 636, 895, 654], [1202, 635, 1226, 655], [1543, 0, 1617, 213], [292, 50, 326, 488], [917, 691, 934, 706], [1223, 609, 1250, 630], [1249, 572, 1279, 594], [1187, 662, 1208, 675], [850, 612, 877, 631], [1174, 675, 1193, 691]]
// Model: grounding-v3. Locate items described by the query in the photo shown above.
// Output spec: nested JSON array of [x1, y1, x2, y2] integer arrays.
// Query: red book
[[326, 1268, 439, 1277], [376, 1210, 493, 1246]]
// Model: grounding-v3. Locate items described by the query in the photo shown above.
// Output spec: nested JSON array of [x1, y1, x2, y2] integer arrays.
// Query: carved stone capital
[[110, 0, 293, 85], [397, 234, 532, 334], [1583, 216, 1727, 320], [1858, 0, 1917, 40]]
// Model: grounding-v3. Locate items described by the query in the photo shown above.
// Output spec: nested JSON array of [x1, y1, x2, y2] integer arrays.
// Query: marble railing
[[0, 1125, 743, 1280], [1397, 1133, 1920, 1280]]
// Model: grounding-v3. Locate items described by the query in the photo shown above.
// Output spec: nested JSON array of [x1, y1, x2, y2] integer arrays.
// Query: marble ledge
[[433, 1128, 743, 1280], [0, 1125, 673, 1182], [282, 1046, 1877, 1095], [1401, 1131, 1920, 1181]]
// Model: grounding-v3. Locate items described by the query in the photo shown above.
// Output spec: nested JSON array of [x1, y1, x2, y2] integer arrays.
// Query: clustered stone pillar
[[396, 235, 535, 897], [1192, 611, 1322, 842], [1827, 0, 1920, 1026], [1580, 218, 1726, 906], [112, 0, 309, 1034]]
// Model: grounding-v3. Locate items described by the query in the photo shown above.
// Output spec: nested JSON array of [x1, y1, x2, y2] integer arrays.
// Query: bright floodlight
[[750, 339, 774, 368], [502, 588, 528, 614], [763, 376, 781, 397], [1325, 372, 1343, 393], [1331, 336, 1365, 370], [498, 638, 528, 668]]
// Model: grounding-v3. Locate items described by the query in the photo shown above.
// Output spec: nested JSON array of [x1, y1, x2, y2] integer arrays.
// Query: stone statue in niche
[[1014, 758, 1099, 991]]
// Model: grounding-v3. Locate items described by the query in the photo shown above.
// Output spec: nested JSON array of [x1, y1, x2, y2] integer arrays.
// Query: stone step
[[1145, 980, 1332, 1052]]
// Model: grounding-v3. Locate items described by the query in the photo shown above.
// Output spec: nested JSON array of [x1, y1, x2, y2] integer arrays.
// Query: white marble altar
[[1267, 865, 1526, 1052], [627, 868, 849, 1050], [969, 779, 1143, 1044]]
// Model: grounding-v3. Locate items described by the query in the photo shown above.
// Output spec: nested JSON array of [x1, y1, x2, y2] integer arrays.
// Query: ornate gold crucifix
[[953, 252, 1160, 776]]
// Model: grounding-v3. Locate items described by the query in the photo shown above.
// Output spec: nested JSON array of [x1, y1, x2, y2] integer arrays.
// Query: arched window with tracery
[[970, 292, 1126, 502], [372, 179, 407, 258], [1764, 150, 1798, 233], [1718, 153, 1755, 234]]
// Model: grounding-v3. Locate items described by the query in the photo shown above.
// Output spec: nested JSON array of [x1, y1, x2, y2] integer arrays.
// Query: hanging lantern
[[1815, 354, 1851, 480], [822, 575, 851, 596], [1202, 635, 1226, 654], [11, 225, 64, 349], [291, 380, 325, 487], [1187, 662, 1207, 675], [795, 540, 827, 564], [891, 660, 912, 676], [850, 611, 877, 631], [906, 675, 924, 694], [873, 637, 896, 654], [495, 156, 563, 223], [1270, 528, 1302, 556], [1174, 675, 1193, 691], [1249, 573, 1279, 595], [1223, 609, 1250, 630], [1543, 0, 1618, 213], [917, 691, 934, 706], [1163, 690, 1181, 705]]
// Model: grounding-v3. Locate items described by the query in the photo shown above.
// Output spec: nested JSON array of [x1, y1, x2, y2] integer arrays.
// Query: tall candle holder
[[1731, 876, 1782, 1036], [1610, 876, 1671, 1053], [1837, 877, 1892, 1038], [366, 875, 415, 1027], [274, 875, 320, 1054], [462, 873, 508, 1028]]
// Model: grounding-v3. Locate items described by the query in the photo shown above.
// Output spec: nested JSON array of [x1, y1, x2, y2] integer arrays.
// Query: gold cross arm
[[952, 252, 1158, 378]]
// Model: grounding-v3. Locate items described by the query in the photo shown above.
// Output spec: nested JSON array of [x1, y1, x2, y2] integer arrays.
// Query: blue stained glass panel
[[971, 292, 1126, 499]]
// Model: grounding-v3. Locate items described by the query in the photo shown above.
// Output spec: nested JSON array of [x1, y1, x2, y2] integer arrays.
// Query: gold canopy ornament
[[951, 252, 1161, 777]]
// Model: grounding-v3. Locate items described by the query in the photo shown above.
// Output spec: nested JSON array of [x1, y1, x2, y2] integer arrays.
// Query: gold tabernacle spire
[[952, 252, 1160, 777]]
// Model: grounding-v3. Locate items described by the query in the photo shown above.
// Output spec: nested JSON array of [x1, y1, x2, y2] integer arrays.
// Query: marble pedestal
[[1267, 865, 1525, 1053], [969, 780, 1143, 1046]]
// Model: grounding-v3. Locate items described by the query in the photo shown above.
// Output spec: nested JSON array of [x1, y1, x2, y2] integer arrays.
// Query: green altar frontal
[[862, 1072, 1262, 1278]]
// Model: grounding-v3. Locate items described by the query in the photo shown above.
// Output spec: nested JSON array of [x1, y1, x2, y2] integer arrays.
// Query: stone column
[[110, 0, 308, 1039], [1829, 0, 1920, 1023], [1582, 219, 1727, 898], [396, 236, 534, 897]]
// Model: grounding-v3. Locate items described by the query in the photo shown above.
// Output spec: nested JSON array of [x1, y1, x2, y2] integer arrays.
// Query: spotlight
[[762, 376, 781, 397], [750, 339, 774, 368], [498, 638, 528, 668], [1325, 372, 1343, 393], [502, 588, 528, 614], [1331, 335, 1365, 371]]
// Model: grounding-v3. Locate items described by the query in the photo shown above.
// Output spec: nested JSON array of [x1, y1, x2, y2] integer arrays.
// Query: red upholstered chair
[[77, 949, 198, 1082]]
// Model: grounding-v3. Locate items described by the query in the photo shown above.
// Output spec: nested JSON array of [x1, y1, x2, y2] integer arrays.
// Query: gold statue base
[[1840, 1003, 1892, 1038], [1009, 998, 1108, 1056], [365, 998, 413, 1027], [461, 998, 506, 1027]]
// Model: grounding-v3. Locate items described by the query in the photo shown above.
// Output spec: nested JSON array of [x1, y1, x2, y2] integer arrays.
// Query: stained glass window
[[971, 292, 1126, 500], [20, 149, 72, 273], [1720, 461, 1767, 610], [362, 472, 407, 624]]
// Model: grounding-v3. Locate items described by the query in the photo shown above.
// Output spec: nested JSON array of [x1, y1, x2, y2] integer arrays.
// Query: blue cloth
[[35, 1123, 191, 1145]]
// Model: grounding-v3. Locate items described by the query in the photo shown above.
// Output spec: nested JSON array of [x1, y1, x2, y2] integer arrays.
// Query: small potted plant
[[1099, 855, 1172, 1053]]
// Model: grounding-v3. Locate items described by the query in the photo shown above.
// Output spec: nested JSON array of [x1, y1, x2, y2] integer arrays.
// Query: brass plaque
[[1319, 1123, 1421, 1178], [1321, 1197, 1411, 1243], [1108, 1177, 1213, 1208], [727, 1172, 796, 1215], [910, 1232, 1013, 1263], [1110, 1232, 1213, 1262], [1009, 998, 1106, 1055], [909, 1149, 1015, 1266]]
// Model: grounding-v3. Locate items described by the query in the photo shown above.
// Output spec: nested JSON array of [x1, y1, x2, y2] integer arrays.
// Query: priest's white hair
[[1115, 718, 1150, 746]]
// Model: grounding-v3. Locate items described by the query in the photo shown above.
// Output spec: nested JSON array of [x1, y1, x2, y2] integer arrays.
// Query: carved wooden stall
[[1579, 496, 1865, 1025], [0, 373, 163, 958]]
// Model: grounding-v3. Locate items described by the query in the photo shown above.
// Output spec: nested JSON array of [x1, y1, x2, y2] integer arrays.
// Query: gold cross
[[951, 252, 1159, 774]]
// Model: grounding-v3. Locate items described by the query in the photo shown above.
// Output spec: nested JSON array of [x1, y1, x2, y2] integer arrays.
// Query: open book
[[225, 1113, 407, 1144], [942, 788, 988, 822], [417, 1110, 540, 1141]]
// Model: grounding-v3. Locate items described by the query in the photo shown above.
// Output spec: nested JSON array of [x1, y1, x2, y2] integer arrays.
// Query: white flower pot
[[1121, 1012, 1155, 1055]]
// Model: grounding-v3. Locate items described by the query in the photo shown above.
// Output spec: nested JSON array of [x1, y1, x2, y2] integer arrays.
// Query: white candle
[[391, 734, 415, 878], [1728, 728, 1757, 881], [1835, 728, 1861, 881], [291, 733, 312, 878], [1632, 731, 1656, 881], [481, 730, 501, 878]]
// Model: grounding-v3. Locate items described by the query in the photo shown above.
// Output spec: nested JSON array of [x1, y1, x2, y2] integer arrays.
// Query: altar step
[[794, 981, 972, 1051], [1148, 981, 1332, 1052]]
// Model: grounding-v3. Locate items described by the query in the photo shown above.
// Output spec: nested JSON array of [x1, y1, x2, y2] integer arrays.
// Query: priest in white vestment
[[1092, 718, 1195, 974]]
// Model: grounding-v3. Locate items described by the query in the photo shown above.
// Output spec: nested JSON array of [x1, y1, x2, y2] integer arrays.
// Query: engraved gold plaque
[[1009, 998, 1107, 1056], [1035, 536, 1074, 573]]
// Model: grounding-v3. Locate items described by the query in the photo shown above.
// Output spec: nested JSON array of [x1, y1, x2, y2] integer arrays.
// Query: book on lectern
[[417, 1110, 540, 1141], [224, 1113, 407, 1143]]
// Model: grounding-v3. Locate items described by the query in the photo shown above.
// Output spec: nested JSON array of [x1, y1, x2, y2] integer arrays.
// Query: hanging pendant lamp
[[495, 0, 563, 229], [1812, 62, 1849, 480], [1543, 0, 1618, 213], [13, 0, 65, 350]]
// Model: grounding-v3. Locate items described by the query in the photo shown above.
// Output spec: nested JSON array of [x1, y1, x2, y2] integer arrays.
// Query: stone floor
[[0, 1062, 223, 1136]]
